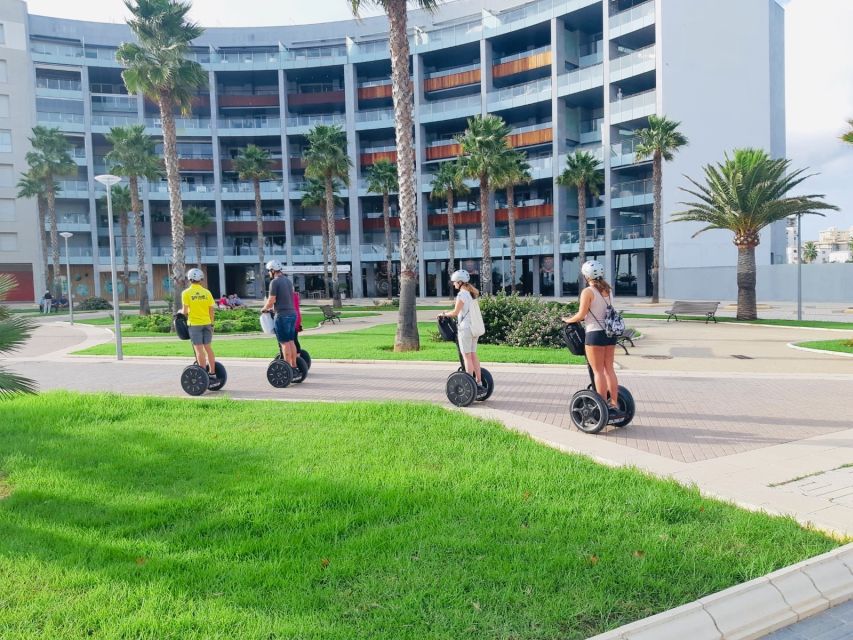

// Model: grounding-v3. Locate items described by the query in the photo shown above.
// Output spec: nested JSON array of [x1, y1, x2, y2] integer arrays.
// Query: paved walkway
[[760, 599, 853, 639]]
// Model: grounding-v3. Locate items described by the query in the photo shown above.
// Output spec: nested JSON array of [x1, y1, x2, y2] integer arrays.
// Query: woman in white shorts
[[439, 269, 484, 391]]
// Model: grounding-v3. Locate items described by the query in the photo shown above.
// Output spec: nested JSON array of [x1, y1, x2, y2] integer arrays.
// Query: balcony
[[218, 93, 279, 108], [180, 157, 215, 171], [360, 145, 397, 166], [355, 108, 394, 130], [495, 201, 553, 222], [558, 64, 604, 96], [579, 41, 605, 67], [287, 89, 345, 108], [92, 114, 140, 128], [145, 116, 211, 132], [508, 123, 553, 149], [612, 223, 653, 249], [358, 79, 393, 101], [425, 139, 462, 161], [221, 181, 284, 195], [487, 77, 551, 109], [217, 116, 281, 132], [611, 178, 653, 208], [150, 181, 216, 197], [35, 77, 82, 94], [413, 18, 482, 52], [423, 63, 481, 93], [282, 45, 348, 66], [56, 180, 90, 198], [421, 234, 554, 259], [419, 94, 480, 123], [45, 213, 91, 232], [610, 0, 656, 38], [610, 89, 656, 123], [291, 244, 352, 259], [37, 111, 85, 132], [59, 246, 95, 264], [223, 218, 286, 233], [610, 139, 649, 167], [31, 41, 84, 62], [293, 218, 351, 234], [610, 44, 656, 82], [285, 113, 345, 131], [492, 46, 551, 79], [579, 118, 604, 144], [559, 230, 607, 249], [361, 242, 400, 258], [362, 216, 401, 231]]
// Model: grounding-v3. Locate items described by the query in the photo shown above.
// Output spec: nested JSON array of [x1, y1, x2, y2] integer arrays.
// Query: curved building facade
[[0, 0, 785, 301]]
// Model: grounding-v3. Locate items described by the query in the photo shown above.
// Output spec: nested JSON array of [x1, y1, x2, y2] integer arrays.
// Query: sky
[[24, 0, 853, 240]]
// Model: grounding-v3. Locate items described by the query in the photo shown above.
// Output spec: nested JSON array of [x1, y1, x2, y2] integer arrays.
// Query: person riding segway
[[175, 268, 227, 396], [260, 260, 308, 388]]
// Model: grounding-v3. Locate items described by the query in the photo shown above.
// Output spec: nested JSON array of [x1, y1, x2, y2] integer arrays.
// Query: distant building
[[814, 226, 853, 263]]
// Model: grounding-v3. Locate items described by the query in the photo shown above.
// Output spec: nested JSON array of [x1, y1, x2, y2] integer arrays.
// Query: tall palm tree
[[184, 206, 212, 268], [557, 151, 604, 274], [635, 115, 689, 303], [430, 159, 468, 279], [494, 150, 531, 294], [106, 124, 162, 315], [0, 274, 36, 396], [101, 185, 133, 301], [117, 0, 207, 302], [366, 159, 399, 300], [305, 124, 351, 308], [26, 126, 76, 295], [842, 119, 853, 145], [301, 178, 341, 298], [16, 170, 52, 292], [674, 148, 837, 320], [801, 241, 818, 264], [349, 0, 440, 351], [234, 144, 274, 297], [457, 114, 512, 295]]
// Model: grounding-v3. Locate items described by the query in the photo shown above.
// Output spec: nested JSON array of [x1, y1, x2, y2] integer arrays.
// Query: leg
[[603, 345, 619, 407], [585, 345, 609, 400], [471, 341, 482, 384], [192, 343, 209, 371], [284, 340, 297, 368], [203, 344, 216, 374]]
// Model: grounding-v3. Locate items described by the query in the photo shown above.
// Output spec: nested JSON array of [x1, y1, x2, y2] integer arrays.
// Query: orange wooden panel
[[362, 217, 401, 231], [360, 150, 398, 166], [424, 68, 481, 92], [358, 84, 393, 100], [287, 90, 345, 107], [218, 94, 279, 108], [425, 143, 461, 161], [508, 127, 553, 148], [495, 203, 553, 222], [224, 220, 286, 233], [178, 158, 214, 171], [492, 51, 552, 78], [293, 219, 350, 234]]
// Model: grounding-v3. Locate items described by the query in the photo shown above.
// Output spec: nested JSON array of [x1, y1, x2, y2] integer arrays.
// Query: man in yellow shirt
[[180, 268, 217, 379]]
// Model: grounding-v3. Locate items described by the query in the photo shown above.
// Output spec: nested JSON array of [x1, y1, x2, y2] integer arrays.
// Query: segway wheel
[[446, 371, 477, 407], [610, 385, 635, 428], [569, 389, 609, 434], [267, 359, 293, 388], [292, 356, 309, 384], [207, 361, 227, 391], [298, 349, 311, 371], [181, 364, 210, 397], [476, 368, 494, 402]]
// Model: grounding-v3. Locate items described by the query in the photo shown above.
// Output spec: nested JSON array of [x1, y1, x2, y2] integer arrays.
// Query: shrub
[[214, 319, 238, 333], [130, 313, 172, 333], [79, 297, 112, 311], [478, 293, 577, 346], [504, 307, 569, 349]]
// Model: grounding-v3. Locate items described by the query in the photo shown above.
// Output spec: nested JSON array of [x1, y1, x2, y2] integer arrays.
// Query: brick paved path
[[760, 599, 853, 639]]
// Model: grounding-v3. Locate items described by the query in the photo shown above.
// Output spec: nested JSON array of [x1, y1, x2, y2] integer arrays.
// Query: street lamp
[[59, 231, 74, 325], [796, 213, 803, 322], [95, 174, 124, 361]]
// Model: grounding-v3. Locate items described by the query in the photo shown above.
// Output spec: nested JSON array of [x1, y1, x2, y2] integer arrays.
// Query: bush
[[504, 307, 569, 348], [130, 313, 172, 333], [129, 308, 262, 334], [478, 293, 578, 349], [79, 297, 112, 311]]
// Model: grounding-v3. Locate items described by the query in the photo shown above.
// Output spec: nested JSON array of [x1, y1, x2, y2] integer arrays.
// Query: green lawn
[[74, 322, 586, 364], [0, 392, 836, 640], [796, 339, 853, 355], [624, 313, 853, 330]]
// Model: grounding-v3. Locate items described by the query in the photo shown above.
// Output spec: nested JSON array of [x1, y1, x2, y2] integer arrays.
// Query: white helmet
[[450, 269, 470, 283], [265, 259, 283, 273], [186, 268, 204, 282], [581, 260, 605, 280]]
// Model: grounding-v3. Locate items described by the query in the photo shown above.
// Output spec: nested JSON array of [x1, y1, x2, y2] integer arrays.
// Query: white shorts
[[458, 330, 478, 354]]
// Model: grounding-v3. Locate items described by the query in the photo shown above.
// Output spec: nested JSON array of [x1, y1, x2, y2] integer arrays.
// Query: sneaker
[[608, 406, 625, 420], [476, 383, 488, 395]]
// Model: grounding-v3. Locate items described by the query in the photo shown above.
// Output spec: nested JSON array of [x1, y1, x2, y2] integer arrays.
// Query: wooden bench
[[665, 301, 720, 323], [320, 305, 342, 325], [616, 328, 637, 355]]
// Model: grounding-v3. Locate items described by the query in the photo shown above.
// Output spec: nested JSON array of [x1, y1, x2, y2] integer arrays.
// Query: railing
[[420, 93, 481, 117], [426, 136, 461, 148], [510, 122, 552, 135], [355, 108, 394, 123], [560, 230, 607, 244], [145, 117, 211, 129], [99, 246, 137, 258], [31, 42, 84, 58], [424, 62, 481, 80], [91, 95, 137, 111], [610, 0, 656, 30], [49, 213, 89, 226], [610, 138, 646, 165], [291, 244, 352, 256], [494, 45, 550, 65], [285, 113, 345, 128], [185, 51, 213, 64], [214, 50, 280, 65], [610, 44, 656, 77], [560, 63, 603, 93], [36, 77, 82, 91], [356, 40, 390, 56], [218, 88, 279, 96], [57, 180, 90, 193], [489, 77, 551, 104], [228, 244, 288, 256], [283, 46, 348, 61], [612, 223, 652, 241], [579, 40, 605, 66], [60, 247, 94, 257], [92, 114, 139, 127], [418, 19, 482, 47], [361, 144, 397, 154], [358, 78, 392, 88], [85, 48, 119, 62], [38, 111, 84, 124], [361, 242, 400, 255], [611, 178, 653, 199], [611, 89, 656, 119], [151, 181, 216, 194], [218, 116, 281, 129], [220, 181, 284, 194], [224, 213, 283, 221], [90, 83, 129, 95]]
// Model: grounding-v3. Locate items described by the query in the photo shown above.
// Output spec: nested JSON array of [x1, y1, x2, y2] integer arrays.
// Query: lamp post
[[95, 174, 123, 361], [59, 231, 74, 325], [797, 213, 802, 322]]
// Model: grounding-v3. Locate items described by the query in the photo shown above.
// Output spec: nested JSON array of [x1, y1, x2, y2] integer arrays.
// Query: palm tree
[[557, 151, 604, 277], [101, 185, 133, 301], [494, 150, 532, 294], [301, 178, 341, 298], [674, 148, 838, 320], [842, 119, 853, 145], [635, 115, 689, 303], [184, 206, 212, 268], [305, 124, 351, 308], [430, 159, 468, 279], [117, 0, 207, 301], [0, 274, 36, 396], [26, 126, 76, 295], [457, 114, 512, 295], [349, 0, 440, 351], [106, 124, 162, 315], [366, 159, 399, 300], [16, 170, 52, 292], [801, 241, 818, 264], [234, 145, 274, 297]]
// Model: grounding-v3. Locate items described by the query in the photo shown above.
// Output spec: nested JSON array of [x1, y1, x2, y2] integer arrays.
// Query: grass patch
[[74, 322, 586, 364], [304, 304, 453, 312], [624, 314, 853, 330], [0, 392, 837, 639], [795, 339, 853, 355]]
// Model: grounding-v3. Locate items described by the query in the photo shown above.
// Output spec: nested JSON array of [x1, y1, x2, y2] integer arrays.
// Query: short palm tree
[[117, 0, 207, 300], [16, 170, 52, 292], [305, 124, 351, 308], [842, 119, 853, 145], [635, 115, 689, 302], [26, 126, 76, 295], [106, 124, 162, 315], [349, 0, 441, 351], [183, 206, 212, 268], [234, 145, 274, 297], [801, 241, 818, 264], [429, 159, 468, 277], [557, 150, 604, 275], [457, 114, 512, 295], [674, 148, 838, 320], [494, 150, 531, 294], [0, 274, 36, 396], [366, 159, 399, 300], [101, 185, 133, 301], [301, 178, 341, 298]]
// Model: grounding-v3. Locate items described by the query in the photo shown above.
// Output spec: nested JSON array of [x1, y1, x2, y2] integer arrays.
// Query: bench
[[665, 301, 719, 323], [616, 328, 637, 355], [320, 305, 342, 325]]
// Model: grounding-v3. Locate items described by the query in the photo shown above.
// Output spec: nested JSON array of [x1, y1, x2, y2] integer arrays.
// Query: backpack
[[173, 313, 190, 341], [461, 295, 486, 338], [589, 289, 625, 338]]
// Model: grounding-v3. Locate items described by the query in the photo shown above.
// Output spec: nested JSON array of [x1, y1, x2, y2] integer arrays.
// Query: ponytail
[[460, 282, 479, 299], [589, 278, 612, 296]]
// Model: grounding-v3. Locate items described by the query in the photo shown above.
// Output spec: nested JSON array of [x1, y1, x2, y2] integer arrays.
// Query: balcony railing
[[361, 242, 400, 255], [36, 77, 82, 92], [417, 19, 482, 48], [356, 108, 394, 123], [610, 0, 656, 31], [285, 113, 345, 128], [420, 93, 481, 117], [145, 117, 211, 130], [46, 213, 90, 227], [610, 44, 656, 79], [31, 42, 84, 58], [488, 77, 551, 104], [560, 230, 607, 244], [424, 62, 481, 80], [224, 213, 283, 221], [612, 223, 652, 241], [493, 44, 550, 65], [357, 78, 392, 88], [60, 247, 94, 258], [92, 114, 140, 127], [559, 63, 603, 94], [221, 181, 284, 194], [218, 116, 281, 129], [57, 180, 90, 193], [611, 178, 653, 199], [215, 51, 280, 65], [37, 111, 84, 125], [291, 244, 352, 256], [611, 89, 657, 121], [283, 45, 348, 62]]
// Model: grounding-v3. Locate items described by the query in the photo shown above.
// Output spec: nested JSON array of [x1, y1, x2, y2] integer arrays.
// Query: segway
[[261, 311, 309, 388], [174, 313, 227, 397], [437, 316, 494, 407], [562, 323, 634, 433]]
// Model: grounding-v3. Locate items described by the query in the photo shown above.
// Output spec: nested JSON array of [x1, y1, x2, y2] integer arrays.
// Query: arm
[[563, 289, 592, 324], [441, 297, 465, 319], [208, 303, 215, 325]]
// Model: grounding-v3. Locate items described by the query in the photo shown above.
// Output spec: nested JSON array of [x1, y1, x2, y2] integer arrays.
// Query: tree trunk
[[388, 0, 419, 351], [325, 175, 341, 308], [320, 215, 330, 298], [195, 233, 203, 269], [507, 184, 517, 294], [446, 190, 456, 286], [578, 182, 587, 291], [160, 96, 186, 309], [120, 211, 130, 302], [383, 192, 393, 300], [129, 176, 150, 315], [254, 179, 265, 299], [651, 151, 663, 303], [46, 182, 60, 296], [736, 243, 757, 320], [37, 195, 50, 292], [479, 176, 492, 296]]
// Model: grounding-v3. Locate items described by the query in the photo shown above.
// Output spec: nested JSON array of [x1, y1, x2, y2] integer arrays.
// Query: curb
[[589, 543, 853, 639], [625, 317, 853, 333], [787, 343, 853, 359]]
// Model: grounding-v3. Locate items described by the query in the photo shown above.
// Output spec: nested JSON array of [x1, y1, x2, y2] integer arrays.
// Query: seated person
[[228, 293, 245, 308], [55, 295, 69, 309], [217, 295, 230, 310]]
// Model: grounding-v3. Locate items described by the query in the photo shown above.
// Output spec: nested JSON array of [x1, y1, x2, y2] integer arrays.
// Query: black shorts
[[585, 330, 617, 347]]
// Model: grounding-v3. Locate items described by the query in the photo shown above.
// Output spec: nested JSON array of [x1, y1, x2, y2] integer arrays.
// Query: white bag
[[260, 311, 275, 335], [469, 299, 486, 338]]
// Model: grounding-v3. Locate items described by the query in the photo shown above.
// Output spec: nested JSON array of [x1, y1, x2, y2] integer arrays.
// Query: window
[[0, 199, 13, 222], [0, 60, 6, 83], [0, 233, 17, 252], [0, 24, 6, 46], [0, 95, 9, 117], [0, 129, 10, 152], [0, 164, 12, 186]]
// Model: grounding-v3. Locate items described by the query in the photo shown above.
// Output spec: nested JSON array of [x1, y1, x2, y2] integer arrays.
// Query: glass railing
[[92, 114, 140, 127], [612, 223, 652, 241], [285, 113, 345, 128], [420, 93, 481, 117], [145, 117, 211, 129], [57, 180, 90, 192], [218, 88, 278, 96], [610, 0, 656, 30], [559, 63, 603, 93], [60, 247, 94, 258], [610, 44, 656, 77], [579, 40, 605, 66], [214, 51, 280, 65], [38, 111, 84, 124], [91, 95, 137, 111], [560, 230, 607, 244], [224, 213, 283, 221], [220, 181, 283, 193], [358, 78, 392, 88], [85, 48, 119, 62], [356, 40, 390, 57], [99, 246, 137, 258], [355, 108, 394, 123], [361, 242, 400, 255], [489, 77, 551, 104], [291, 244, 352, 256], [185, 51, 213, 64], [580, 117, 604, 134], [424, 62, 481, 80], [510, 122, 552, 135], [36, 77, 82, 91], [610, 138, 645, 165], [494, 45, 550, 65], [611, 178, 653, 199], [611, 89, 656, 119], [418, 19, 482, 48], [283, 46, 347, 61], [218, 116, 281, 129], [151, 181, 216, 194], [227, 245, 288, 256], [90, 83, 130, 95], [426, 136, 461, 148], [31, 42, 84, 58], [48, 213, 90, 226]]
